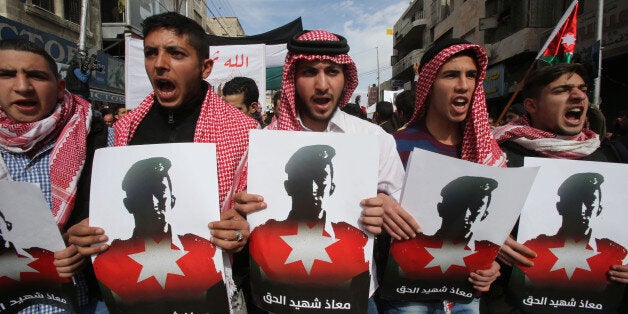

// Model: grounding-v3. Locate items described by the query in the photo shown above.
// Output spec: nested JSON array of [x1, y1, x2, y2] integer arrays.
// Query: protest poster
[[381, 149, 538, 302], [247, 130, 378, 313], [511, 157, 628, 313], [0, 181, 77, 313], [89, 143, 228, 313]]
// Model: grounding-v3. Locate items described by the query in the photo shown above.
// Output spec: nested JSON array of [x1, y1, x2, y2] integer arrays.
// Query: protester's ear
[[250, 102, 259, 114], [201, 58, 213, 79], [523, 98, 537, 115], [57, 78, 66, 100]]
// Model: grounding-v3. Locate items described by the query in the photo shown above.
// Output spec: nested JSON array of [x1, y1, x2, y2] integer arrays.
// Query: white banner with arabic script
[[208, 44, 266, 108], [125, 38, 267, 109]]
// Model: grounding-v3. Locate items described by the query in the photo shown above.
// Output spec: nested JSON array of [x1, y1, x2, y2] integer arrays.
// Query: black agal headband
[[287, 30, 350, 55]]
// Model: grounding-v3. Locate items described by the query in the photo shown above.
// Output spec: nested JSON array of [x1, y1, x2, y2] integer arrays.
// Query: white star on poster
[[281, 223, 339, 274], [561, 33, 576, 47], [424, 241, 474, 273], [129, 237, 188, 289], [0, 250, 38, 281], [549, 238, 599, 279]]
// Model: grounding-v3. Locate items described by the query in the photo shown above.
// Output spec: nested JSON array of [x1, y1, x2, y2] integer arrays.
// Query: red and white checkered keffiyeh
[[267, 30, 358, 131], [407, 43, 506, 167], [0, 91, 92, 228], [492, 116, 600, 159], [114, 87, 258, 210]]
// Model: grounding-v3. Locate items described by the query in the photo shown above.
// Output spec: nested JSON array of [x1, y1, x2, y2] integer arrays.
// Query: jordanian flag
[[537, 0, 579, 64]]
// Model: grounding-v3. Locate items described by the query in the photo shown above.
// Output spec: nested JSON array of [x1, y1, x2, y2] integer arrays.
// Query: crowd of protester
[[1, 11, 627, 314]]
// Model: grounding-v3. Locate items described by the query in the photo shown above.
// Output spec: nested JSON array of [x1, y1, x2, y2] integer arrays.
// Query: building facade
[[207, 16, 245, 37], [390, 0, 627, 122], [1, 0, 128, 105]]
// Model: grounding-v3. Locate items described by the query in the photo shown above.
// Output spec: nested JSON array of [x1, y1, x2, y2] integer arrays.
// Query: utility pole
[[68, 0, 97, 101], [593, 0, 604, 107], [376, 46, 381, 102], [78, 0, 89, 58]]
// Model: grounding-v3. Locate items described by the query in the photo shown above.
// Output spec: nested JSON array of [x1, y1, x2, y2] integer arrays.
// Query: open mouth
[[313, 97, 331, 105], [311, 97, 333, 113], [565, 107, 584, 123], [14, 100, 37, 108], [13, 100, 39, 114], [451, 97, 469, 114], [155, 79, 176, 97], [453, 98, 468, 107]]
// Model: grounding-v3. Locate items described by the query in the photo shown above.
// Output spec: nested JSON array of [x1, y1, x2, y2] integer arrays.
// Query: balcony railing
[[394, 10, 426, 39], [392, 48, 424, 77]]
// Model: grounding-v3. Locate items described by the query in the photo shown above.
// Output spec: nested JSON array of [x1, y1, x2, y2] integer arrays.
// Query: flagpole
[[535, 0, 579, 60], [592, 0, 604, 107], [495, 0, 578, 126], [494, 59, 537, 126]]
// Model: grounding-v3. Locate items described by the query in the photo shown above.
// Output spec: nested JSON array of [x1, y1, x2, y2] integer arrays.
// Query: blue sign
[[0, 15, 124, 95], [483, 63, 505, 99]]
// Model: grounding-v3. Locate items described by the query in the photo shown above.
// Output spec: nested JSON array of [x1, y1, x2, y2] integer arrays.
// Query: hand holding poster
[[246, 130, 379, 313], [89, 143, 228, 314], [511, 157, 628, 313], [0, 181, 77, 313], [381, 149, 538, 302]]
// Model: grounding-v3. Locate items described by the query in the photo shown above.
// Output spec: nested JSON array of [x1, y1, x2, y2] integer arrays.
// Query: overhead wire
[[203, 0, 231, 35], [216, 0, 237, 17]]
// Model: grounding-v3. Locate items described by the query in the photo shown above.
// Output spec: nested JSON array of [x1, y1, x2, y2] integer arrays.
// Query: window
[[64, 0, 81, 23], [32, 0, 54, 12]]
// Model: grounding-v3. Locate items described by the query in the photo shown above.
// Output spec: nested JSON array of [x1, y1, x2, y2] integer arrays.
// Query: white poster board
[[511, 157, 628, 313], [381, 148, 538, 302], [246, 130, 379, 313], [0, 181, 76, 312], [89, 143, 228, 313]]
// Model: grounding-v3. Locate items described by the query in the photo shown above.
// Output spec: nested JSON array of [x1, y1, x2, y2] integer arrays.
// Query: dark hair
[[376, 101, 394, 120], [141, 12, 209, 60], [507, 102, 525, 116], [272, 91, 281, 107], [419, 38, 473, 72], [523, 63, 589, 100], [341, 102, 366, 120], [222, 77, 259, 108], [100, 108, 113, 116], [0, 39, 58, 77], [395, 90, 414, 119]]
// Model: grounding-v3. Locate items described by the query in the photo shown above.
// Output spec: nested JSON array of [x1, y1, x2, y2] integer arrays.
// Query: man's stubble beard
[[295, 96, 341, 124]]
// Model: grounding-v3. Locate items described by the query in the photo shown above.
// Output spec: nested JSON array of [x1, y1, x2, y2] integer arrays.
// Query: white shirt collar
[[296, 108, 348, 133]]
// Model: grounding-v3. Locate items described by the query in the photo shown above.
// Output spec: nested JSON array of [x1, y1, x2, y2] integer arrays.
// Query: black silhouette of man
[[92, 157, 228, 313], [249, 145, 370, 313], [383, 176, 502, 302], [520, 173, 626, 290], [122, 157, 177, 238], [433, 176, 497, 243], [284, 145, 336, 222]]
